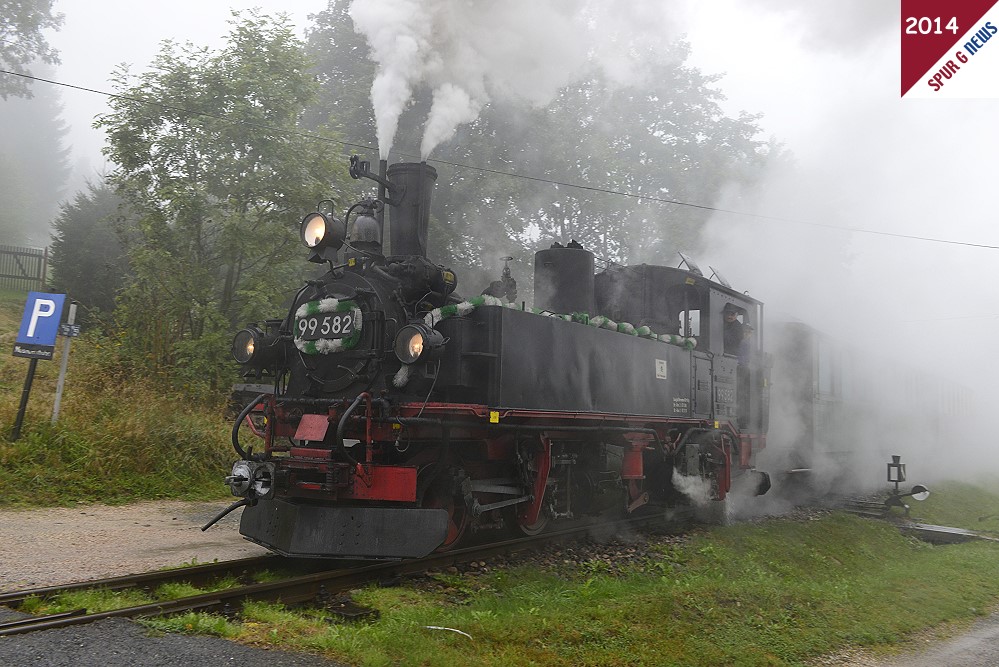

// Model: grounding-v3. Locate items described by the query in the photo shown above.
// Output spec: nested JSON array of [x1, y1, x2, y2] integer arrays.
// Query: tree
[[0, 0, 62, 99], [302, 0, 377, 151], [481, 48, 774, 264], [49, 180, 130, 320], [304, 3, 777, 295], [0, 62, 70, 245], [97, 12, 350, 389]]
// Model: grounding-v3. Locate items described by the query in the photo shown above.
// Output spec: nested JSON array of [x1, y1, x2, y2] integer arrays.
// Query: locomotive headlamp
[[394, 322, 444, 364], [232, 327, 261, 364], [301, 212, 346, 250], [231, 324, 285, 370], [301, 211, 346, 264], [301, 212, 329, 248]]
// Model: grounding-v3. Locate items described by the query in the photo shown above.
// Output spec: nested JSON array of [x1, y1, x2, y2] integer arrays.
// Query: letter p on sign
[[27, 299, 56, 337]]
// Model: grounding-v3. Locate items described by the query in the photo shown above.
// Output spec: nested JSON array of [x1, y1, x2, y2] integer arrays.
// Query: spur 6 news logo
[[902, 0, 999, 97]]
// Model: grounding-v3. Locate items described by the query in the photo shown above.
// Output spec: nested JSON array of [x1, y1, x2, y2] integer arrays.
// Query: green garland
[[423, 295, 697, 350]]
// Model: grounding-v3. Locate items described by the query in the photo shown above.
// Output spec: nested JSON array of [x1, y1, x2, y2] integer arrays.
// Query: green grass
[[0, 289, 235, 506], [18, 573, 248, 617], [908, 479, 999, 533], [133, 493, 999, 667]]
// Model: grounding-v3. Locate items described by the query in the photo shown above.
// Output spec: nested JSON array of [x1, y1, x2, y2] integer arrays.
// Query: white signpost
[[52, 301, 79, 424]]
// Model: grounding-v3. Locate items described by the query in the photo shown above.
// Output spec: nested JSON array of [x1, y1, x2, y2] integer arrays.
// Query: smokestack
[[386, 162, 437, 257]]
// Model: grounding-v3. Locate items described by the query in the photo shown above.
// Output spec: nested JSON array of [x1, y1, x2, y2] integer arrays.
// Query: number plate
[[296, 312, 356, 341]]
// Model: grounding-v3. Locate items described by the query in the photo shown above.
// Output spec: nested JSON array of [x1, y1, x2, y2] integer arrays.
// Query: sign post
[[51, 301, 79, 424], [11, 292, 66, 441]]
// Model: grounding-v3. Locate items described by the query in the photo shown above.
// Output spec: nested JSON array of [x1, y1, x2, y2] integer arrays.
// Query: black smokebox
[[387, 162, 437, 257]]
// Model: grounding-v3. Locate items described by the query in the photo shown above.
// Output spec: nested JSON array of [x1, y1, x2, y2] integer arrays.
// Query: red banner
[[901, 0, 996, 95]]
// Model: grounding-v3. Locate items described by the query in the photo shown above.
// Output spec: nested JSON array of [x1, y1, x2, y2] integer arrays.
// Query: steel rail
[[829, 495, 891, 519], [0, 554, 284, 608], [0, 514, 668, 637]]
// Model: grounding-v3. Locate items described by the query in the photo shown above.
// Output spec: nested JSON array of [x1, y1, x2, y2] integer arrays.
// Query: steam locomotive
[[208, 157, 773, 559]]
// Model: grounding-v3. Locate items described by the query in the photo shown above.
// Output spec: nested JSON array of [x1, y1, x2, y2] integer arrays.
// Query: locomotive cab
[[593, 261, 769, 427]]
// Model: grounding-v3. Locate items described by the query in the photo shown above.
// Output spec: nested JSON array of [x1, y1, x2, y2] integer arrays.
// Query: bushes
[[0, 322, 236, 506]]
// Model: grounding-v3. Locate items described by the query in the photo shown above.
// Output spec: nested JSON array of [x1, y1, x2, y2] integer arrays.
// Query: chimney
[[386, 162, 437, 257]]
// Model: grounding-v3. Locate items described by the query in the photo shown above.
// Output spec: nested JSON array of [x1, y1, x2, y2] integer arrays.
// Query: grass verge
[[141, 505, 999, 667]]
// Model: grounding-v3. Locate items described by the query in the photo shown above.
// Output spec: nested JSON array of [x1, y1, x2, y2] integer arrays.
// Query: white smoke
[[420, 83, 481, 158], [686, 4, 999, 486], [740, 0, 895, 51], [671, 469, 713, 506], [347, 0, 684, 159], [348, 0, 434, 159]]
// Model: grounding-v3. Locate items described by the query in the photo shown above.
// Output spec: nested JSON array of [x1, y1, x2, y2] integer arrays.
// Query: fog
[[684, 4, 999, 488], [5, 1, 998, 487]]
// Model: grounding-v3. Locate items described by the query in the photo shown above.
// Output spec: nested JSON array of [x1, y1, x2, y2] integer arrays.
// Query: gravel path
[[0, 500, 268, 589], [0, 617, 343, 667]]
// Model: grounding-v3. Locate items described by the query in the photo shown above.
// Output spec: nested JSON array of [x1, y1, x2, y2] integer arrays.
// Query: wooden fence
[[0, 245, 47, 292]]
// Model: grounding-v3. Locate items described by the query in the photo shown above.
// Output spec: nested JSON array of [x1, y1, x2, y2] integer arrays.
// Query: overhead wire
[[898, 314, 999, 323], [2, 67, 999, 252]]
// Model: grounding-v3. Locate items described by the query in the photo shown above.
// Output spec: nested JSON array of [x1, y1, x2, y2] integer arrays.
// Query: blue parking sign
[[13, 292, 66, 360]]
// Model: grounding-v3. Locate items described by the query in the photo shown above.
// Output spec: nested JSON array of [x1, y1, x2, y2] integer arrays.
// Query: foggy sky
[[47, 0, 319, 187], [683, 2, 999, 485], [687, 3, 999, 390]]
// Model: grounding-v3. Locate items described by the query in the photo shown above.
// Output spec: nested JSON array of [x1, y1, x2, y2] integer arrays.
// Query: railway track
[[0, 554, 285, 610], [0, 514, 668, 636], [6, 500, 985, 637], [834, 496, 890, 519], [828, 496, 999, 544]]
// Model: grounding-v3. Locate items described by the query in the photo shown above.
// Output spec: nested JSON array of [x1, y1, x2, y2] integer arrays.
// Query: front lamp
[[231, 325, 285, 370], [232, 327, 261, 364], [300, 212, 345, 263], [394, 322, 445, 364], [301, 212, 329, 248]]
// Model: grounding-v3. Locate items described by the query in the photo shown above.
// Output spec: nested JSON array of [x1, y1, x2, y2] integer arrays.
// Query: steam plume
[[421, 83, 481, 159], [347, 0, 682, 159]]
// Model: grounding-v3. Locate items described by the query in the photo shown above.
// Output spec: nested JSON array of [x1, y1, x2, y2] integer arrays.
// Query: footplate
[[240, 498, 449, 559]]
